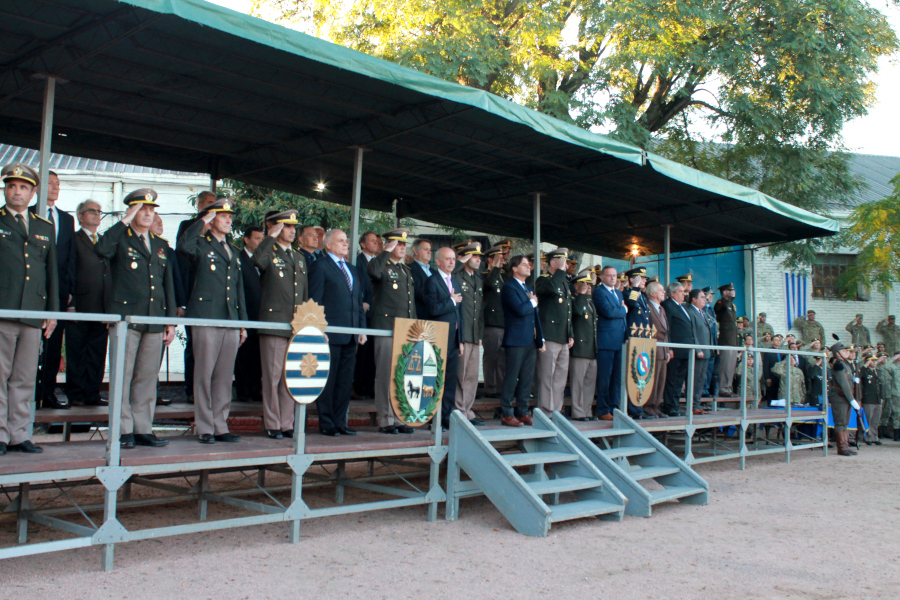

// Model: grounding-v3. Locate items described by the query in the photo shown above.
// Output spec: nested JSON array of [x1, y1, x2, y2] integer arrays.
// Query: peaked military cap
[[460, 242, 483, 256], [624, 266, 647, 278], [546, 247, 568, 260], [124, 188, 159, 207], [574, 268, 593, 283], [567, 254, 578, 264], [267, 209, 299, 224], [496, 238, 512, 248], [648, 275, 659, 283], [718, 282, 735, 291], [701, 286, 711, 293], [617, 272, 627, 282], [485, 244, 505, 256], [1, 163, 39, 187], [676, 273, 692, 283], [807, 309, 816, 315], [451, 238, 472, 252], [203, 198, 235, 214], [383, 228, 409, 242]]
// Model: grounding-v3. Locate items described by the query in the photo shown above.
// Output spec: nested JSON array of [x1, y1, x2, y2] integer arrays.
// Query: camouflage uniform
[[846, 318, 871, 346], [771, 358, 806, 406], [883, 359, 900, 433], [876, 320, 900, 356], [794, 316, 825, 346]]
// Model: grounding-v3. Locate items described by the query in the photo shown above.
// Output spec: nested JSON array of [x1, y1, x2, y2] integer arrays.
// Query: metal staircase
[[552, 409, 708, 517], [445, 409, 626, 537]]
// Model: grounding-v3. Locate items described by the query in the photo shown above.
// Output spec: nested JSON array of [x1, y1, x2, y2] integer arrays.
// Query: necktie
[[446, 275, 453, 296], [91, 233, 98, 244], [339, 260, 352, 289], [139, 234, 150, 252], [15, 213, 26, 235], [47, 208, 54, 226], [220, 239, 231, 259]]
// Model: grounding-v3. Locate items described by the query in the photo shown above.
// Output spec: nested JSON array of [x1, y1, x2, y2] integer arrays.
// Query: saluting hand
[[201, 210, 216, 232], [384, 239, 398, 253], [268, 222, 284, 238], [120, 202, 142, 226]]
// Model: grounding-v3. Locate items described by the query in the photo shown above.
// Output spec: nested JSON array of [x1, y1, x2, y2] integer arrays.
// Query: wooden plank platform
[[568, 409, 825, 435], [0, 441, 106, 477]]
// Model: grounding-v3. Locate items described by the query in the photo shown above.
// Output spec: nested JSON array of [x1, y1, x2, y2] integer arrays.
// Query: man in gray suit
[[687, 289, 711, 414]]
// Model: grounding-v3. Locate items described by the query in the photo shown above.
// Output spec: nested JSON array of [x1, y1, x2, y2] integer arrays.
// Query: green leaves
[[839, 173, 900, 295]]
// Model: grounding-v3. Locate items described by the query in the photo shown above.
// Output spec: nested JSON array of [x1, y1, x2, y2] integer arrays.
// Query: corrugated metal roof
[[0, 144, 205, 176], [845, 153, 900, 206]]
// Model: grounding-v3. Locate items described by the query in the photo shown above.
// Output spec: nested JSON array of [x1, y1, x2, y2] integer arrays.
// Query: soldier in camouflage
[[771, 355, 806, 406], [846, 314, 871, 346], [794, 309, 825, 345], [876, 315, 900, 356]]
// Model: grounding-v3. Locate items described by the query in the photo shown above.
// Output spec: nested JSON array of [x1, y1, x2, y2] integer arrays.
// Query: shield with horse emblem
[[626, 324, 657, 407], [284, 301, 331, 404], [390, 319, 449, 426]]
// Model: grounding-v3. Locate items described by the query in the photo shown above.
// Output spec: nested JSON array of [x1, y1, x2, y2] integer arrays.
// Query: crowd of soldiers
[[2, 161, 900, 457]]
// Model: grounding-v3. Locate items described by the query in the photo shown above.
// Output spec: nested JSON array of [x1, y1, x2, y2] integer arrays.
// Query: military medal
[[393, 283, 398, 289], [211, 264, 216, 271], [279, 271, 284, 277], [559, 297, 563, 303], [131, 261, 138, 269]]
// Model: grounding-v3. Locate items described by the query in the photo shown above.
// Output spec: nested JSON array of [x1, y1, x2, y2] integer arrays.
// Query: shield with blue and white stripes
[[284, 326, 331, 404]]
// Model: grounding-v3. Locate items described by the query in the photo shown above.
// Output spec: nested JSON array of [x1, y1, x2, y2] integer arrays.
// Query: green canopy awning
[[0, 0, 838, 255]]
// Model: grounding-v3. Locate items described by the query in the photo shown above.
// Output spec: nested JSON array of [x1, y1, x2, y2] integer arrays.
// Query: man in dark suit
[[762, 333, 785, 403], [662, 282, 695, 417], [65, 200, 111, 407], [593, 265, 627, 420], [686, 289, 711, 414], [425, 246, 463, 428], [298, 225, 320, 266], [175, 190, 217, 403], [352, 231, 379, 398], [234, 225, 264, 403], [30, 170, 76, 409], [409, 238, 433, 319], [309, 228, 366, 436], [499, 255, 544, 427]]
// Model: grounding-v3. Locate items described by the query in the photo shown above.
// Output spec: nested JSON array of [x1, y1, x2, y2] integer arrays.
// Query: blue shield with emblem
[[402, 340, 438, 412], [284, 325, 331, 404]]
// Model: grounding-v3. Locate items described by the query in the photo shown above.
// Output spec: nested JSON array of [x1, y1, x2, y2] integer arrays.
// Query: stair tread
[[480, 428, 557, 442], [528, 476, 603, 495], [549, 499, 622, 522], [649, 485, 707, 504], [602, 446, 656, 459], [629, 466, 681, 481], [584, 427, 635, 438], [503, 451, 579, 467]]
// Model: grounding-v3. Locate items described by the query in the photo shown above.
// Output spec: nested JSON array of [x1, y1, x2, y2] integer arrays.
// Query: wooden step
[[602, 446, 656, 459], [503, 451, 579, 467], [629, 466, 681, 481], [527, 476, 603, 495], [548, 499, 622, 522], [480, 429, 557, 442], [649, 486, 706, 504], [583, 427, 634, 439]]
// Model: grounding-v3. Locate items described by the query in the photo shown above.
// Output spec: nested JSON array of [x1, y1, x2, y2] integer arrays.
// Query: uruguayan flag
[[284, 326, 330, 404]]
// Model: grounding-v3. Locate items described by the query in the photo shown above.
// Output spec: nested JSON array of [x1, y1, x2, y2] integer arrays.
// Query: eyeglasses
[[81, 209, 102, 215]]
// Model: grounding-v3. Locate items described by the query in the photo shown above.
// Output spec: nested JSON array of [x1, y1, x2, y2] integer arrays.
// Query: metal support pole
[[822, 358, 829, 457], [349, 147, 365, 266], [532, 192, 541, 286], [428, 402, 442, 522], [619, 342, 629, 414], [663, 225, 672, 284], [36, 76, 56, 215], [751, 247, 758, 346], [785, 354, 792, 463], [288, 402, 306, 543], [686, 351, 696, 426], [106, 321, 128, 465], [739, 349, 748, 470], [209, 176, 217, 194]]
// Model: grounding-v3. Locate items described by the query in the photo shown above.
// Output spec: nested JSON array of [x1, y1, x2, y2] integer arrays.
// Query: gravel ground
[[1, 441, 899, 600]]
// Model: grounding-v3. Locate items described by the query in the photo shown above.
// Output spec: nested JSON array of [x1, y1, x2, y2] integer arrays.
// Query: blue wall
[[605, 248, 746, 317]]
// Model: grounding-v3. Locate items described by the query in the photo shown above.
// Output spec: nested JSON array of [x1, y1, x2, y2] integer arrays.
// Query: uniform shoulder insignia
[[156, 235, 169, 243], [833, 361, 845, 372], [34, 214, 52, 224], [540, 273, 550, 278], [629, 290, 640, 301]]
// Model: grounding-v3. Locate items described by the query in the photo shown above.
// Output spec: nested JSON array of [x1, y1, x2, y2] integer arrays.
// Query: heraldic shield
[[625, 324, 657, 407], [284, 300, 331, 404], [390, 318, 449, 426]]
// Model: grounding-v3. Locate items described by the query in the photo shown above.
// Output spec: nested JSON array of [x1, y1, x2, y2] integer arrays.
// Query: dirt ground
[[1, 440, 899, 600]]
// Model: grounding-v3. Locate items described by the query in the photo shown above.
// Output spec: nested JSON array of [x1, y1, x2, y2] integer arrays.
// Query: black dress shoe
[[7, 440, 43, 453], [469, 419, 485, 426], [156, 396, 173, 406], [198, 434, 215, 444], [379, 426, 398, 434], [282, 429, 294, 439], [214, 433, 241, 443], [0, 442, 6, 456], [42, 398, 70, 410], [134, 433, 169, 447], [320, 428, 339, 437], [267, 430, 284, 439], [120, 434, 135, 449], [336, 427, 357, 436], [397, 425, 415, 434]]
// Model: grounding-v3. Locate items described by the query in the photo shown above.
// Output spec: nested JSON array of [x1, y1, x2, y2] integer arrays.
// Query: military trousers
[[373, 336, 401, 428], [882, 395, 900, 429], [829, 394, 851, 431], [718, 348, 739, 395], [862, 404, 882, 442], [455, 342, 480, 420], [259, 334, 296, 432], [482, 326, 505, 395], [537, 341, 569, 413], [118, 328, 163, 435], [0, 320, 41, 445], [193, 326, 240, 436], [569, 357, 597, 419]]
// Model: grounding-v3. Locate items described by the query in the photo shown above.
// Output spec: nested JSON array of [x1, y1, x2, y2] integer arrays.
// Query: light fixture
[[315, 182, 326, 191], [631, 246, 640, 257]]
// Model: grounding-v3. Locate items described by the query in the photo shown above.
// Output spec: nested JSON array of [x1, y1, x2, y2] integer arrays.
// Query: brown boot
[[837, 431, 856, 456]]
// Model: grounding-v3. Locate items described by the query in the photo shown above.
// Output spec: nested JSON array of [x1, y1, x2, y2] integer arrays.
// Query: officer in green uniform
[[481, 244, 507, 398], [846, 314, 870, 346], [94, 189, 176, 449], [368, 228, 416, 434], [252, 209, 308, 439], [876, 315, 900, 356], [828, 340, 858, 456], [569, 269, 597, 420], [675, 273, 693, 297], [875, 352, 892, 439], [795, 309, 825, 345], [179, 199, 247, 444], [860, 354, 882, 445], [884, 352, 900, 441], [0, 164, 58, 455], [455, 243, 484, 425], [756, 312, 774, 340], [534, 247, 574, 413], [714, 282, 740, 397]]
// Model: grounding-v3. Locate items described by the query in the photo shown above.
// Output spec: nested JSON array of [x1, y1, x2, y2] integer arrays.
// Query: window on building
[[812, 254, 868, 300]]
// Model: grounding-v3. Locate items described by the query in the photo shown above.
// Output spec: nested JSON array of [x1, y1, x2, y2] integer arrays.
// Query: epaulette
[[0, 208, 5, 216], [540, 273, 550, 277], [628, 290, 640, 301], [34, 214, 52, 224], [833, 361, 845, 372], [155, 234, 170, 243]]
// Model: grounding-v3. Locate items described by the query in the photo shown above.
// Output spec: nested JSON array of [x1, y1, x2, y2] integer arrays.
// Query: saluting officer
[[252, 209, 308, 440], [846, 314, 871, 346], [455, 243, 485, 425], [368, 228, 416, 434], [715, 282, 740, 397], [676, 273, 693, 297], [569, 269, 598, 421], [829, 340, 859, 456], [535, 247, 574, 413], [0, 164, 58, 455], [876, 316, 900, 356], [756, 312, 774, 340], [623, 266, 650, 335], [481, 244, 507, 398], [179, 199, 247, 444], [94, 189, 176, 449]]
